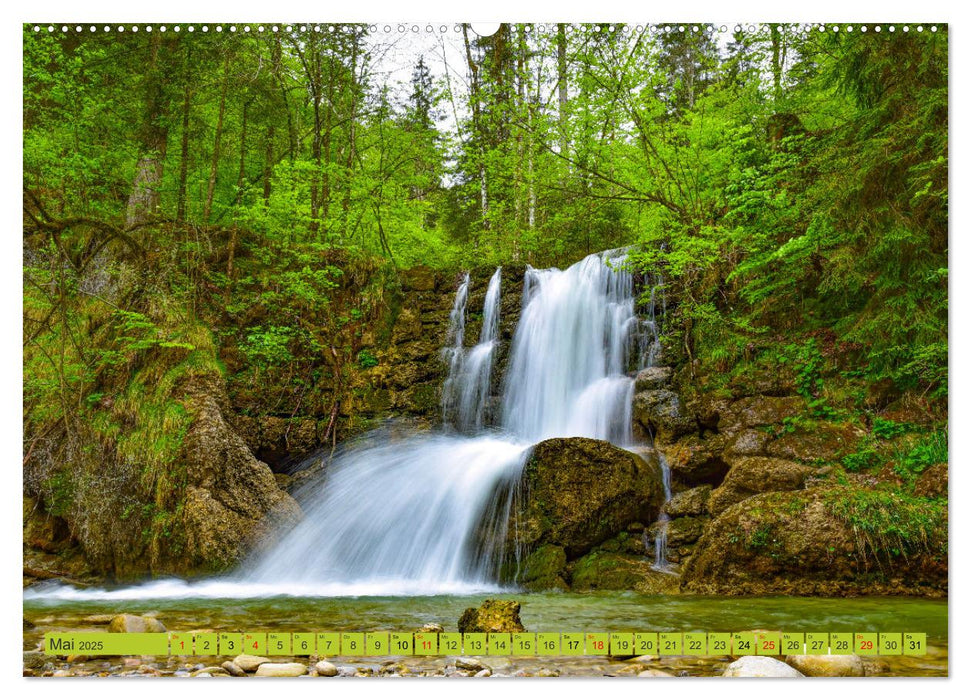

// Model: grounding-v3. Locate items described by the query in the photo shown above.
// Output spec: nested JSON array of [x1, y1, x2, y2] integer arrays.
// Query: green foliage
[[894, 430, 947, 483], [842, 442, 884, 473], [824, 486, 946, 560], [356, 348, 378, 369], [240, 326, 294, 367], [872, 417, 914, 440]]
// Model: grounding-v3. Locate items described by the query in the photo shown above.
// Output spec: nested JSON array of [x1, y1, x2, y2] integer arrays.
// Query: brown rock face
[[708, 457, 814, 516], [178, 374, 302, 573], [458, 600, 526, 633], [508, 438, 664, 558]]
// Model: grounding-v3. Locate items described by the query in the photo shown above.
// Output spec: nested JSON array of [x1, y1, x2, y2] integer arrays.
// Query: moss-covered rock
[[664, 485, 712, 518], [569, 551, 679, 594], [708, 456, 814, 516], [680, 487, 947, 596], [458, 600, 526, 633], [518, 545, 568, 591], [662, 435, 731, 488], [508, 437, 664, 559], [633, 389, 696, 442]]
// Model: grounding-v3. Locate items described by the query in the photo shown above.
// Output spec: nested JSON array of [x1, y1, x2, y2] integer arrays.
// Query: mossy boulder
[[717, 395, 805, 433], [633, 390, 696, 442], [680, 487, 947, 596], [518, 545, 568, 591], [708, 457, 814, 516], [458, 600, 526, 633], [569, 551, 679, 594], [664, 485, 711, 518], [662, 435, 731, 488], [765, 422, 862, 462], [508, 438, 664, 559], [634, 366, 673, 392]]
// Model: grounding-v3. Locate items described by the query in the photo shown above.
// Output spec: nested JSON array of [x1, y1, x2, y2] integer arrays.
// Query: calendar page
[[21, 18, 948, 682]]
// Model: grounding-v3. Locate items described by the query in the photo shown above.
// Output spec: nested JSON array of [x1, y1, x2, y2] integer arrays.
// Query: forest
[[23, 23, 947, 588]]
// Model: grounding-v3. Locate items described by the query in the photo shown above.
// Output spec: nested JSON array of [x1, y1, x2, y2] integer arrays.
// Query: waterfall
[[502, 251, 639, 443], [27, 251, 654, 600], [440, 272, 470, 422], [444, 268, 502, 432], [652, 454, 674, 571]]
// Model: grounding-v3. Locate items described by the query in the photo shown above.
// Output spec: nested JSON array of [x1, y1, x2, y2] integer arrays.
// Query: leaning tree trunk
[[126, 32, 169, 228]]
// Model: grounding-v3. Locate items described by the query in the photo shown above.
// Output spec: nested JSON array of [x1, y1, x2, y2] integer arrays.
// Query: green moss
[[823, 487, 947, 560]]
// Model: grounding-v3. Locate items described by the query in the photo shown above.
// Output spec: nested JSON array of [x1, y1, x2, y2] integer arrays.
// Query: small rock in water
[[193, 666, 230, 677], [81, 614, 115, 625], [418, 622, 445, 633], [221, 660, 246, 677], [457, 600, 526, 633], [314, 660, 339, 677], [232, 653, 271, 672], [336, 665, 358, 677], [536, 668, 560, 677], [637, 669, 675, 677], [784, 654, 865, 677], [455, 657, 489, 672], [107, 614, 167, 634], [474, 669, 492, 677], [255, 662, 308, 677], [722, 656, 804, 677]]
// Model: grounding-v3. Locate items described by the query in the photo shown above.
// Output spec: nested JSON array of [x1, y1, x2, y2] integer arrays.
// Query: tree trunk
[[462, 24, 488, 233], [126, 32, 169, 228], [203, 53, 230, 223], [175, 83, 191, 222], [557, 24, 569, 158]]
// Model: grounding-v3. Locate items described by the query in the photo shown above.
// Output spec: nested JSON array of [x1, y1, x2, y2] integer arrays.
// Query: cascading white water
[[441, 272, 471, 421], [444, 268, 502, 431], [26, 251, 653, 601], [502, 252, 639, 443], [652, 454, 674, 571]]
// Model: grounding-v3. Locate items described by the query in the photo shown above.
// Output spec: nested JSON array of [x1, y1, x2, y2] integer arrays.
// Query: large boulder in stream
[[680, 486, 947, 596], [458, 600, 526, 633], [507, 438, 665, 560]]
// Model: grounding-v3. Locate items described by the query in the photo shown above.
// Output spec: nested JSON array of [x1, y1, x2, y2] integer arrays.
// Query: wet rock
[[458, 600, 526, 633], [23, 651, 46, 670], [708, 457, 813, 516], [509, 437, 664, 558], [660, 516, 709, 548], [221, 660, 246, 676], [722, 656, 804, 677], [536, 668, 560, 677], [107, 614, 166, 634], [474, 668, 492, 677], [81, 614, 115, 625], [254, 662, 308, 677], [232, 653, 271, 672], [664, 486, 711, 518], [785, 654, 865, 677], [518, 545, 568, 591], [637, 669, 675, 677], [635, 367, 673, 392], [418, 622, 445, 633], [570, 551, 679, 594], [633, 390, 696, 442], [336, 665, 358, 677], [314, 660, 339, 676], [456, 657, 489, 672], [192, 666, 230, 677]]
